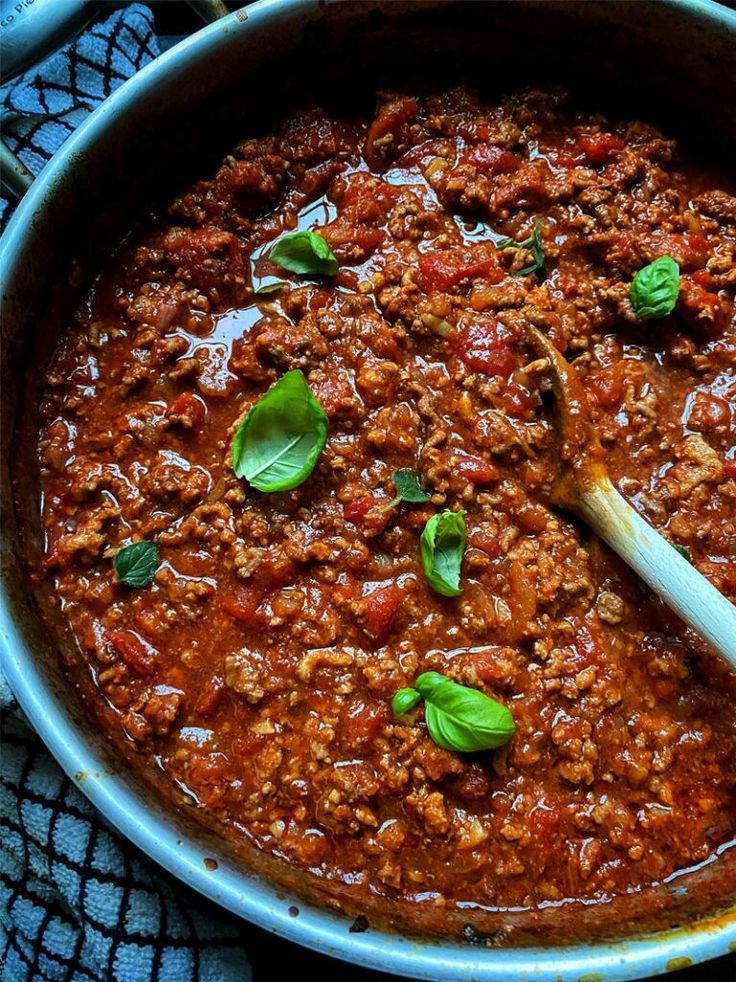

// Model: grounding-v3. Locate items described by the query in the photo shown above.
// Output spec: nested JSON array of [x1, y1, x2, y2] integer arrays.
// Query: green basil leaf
[[420, 509, 466, 597], [415, 671, 515, 752], [254, 280, 287, 295], [380, 469, 431, 512], [269, 230, 339, 277], [391, 687, 422, 716], [497, 221, 545, 277], [232, 369, 328, 492], [114, 541, 160, 588], [630, 255, 680, 319]]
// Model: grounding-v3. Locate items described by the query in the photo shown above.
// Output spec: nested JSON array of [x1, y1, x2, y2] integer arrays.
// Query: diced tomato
[[468, 529, 500, 558], [679, 276, 721, 326], [364, 97, 420, 170], [222, 554, 294, 625], [464, 649, 508, 685], [498, 381, 538, 417], [456, 316, 517, 377], [168, 391, 206, 430], [723, 458, 736, 480], [343, 496, 392, 535], [574, 624, 601, 666], [685, 391, 730, 432], [420, 253, 504, 293], [454, 452, 499, 484], [104, 629, 157, 677], [342, 699, 389, 748], [195, 678, 225, 715], [527, 799, 562, 848], [396, 139, 450, 167], [652, 233, 710, 269], [493, 162, 551, 208], [462, 144, 521, 175], [336, 269, 359, 290], [320, 220, 384, 263], [360, 583, 402, 643], [359, 320, 401, 361], [222, 583, 266, 625], [586, 364, 626, 409], [691, 268, 714, 289], [340, 175, 398, 223], [576, 132, 625, 165]]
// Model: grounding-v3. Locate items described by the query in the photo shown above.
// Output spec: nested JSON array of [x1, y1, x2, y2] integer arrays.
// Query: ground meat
[[34, 86, 736, 939]]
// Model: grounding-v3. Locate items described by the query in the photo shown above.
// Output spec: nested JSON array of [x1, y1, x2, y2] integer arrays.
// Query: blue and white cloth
[[0, 6, 252, 980], [1, 3, 157, 230]]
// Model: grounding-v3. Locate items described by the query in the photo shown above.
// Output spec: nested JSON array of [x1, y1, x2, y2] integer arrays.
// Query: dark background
[[95, 3, 736, 979]]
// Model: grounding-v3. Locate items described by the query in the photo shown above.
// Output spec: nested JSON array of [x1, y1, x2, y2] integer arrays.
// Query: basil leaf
[[114, 541, 159, 588], [254, 280, 286, 295], [630, 255, 680, 319], [420, 509, 466, 597], [232, 369, 328, 492], [497, 222, 545, 277], [415, 671, 515, 752], [391, 687, 422, 715], [269, 230, 339, 277], [380, 469, 430, 512]]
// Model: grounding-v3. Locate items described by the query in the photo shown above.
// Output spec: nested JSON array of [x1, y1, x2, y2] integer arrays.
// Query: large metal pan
[[2, 2, 735, 978]]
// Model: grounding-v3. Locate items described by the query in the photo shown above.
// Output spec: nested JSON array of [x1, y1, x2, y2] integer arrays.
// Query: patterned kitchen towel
[[0, 5, 252, 979], [0, 678, 253, 982], [0, 3, 157, 232]]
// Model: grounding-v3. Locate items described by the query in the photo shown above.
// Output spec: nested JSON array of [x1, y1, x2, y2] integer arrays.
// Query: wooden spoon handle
[[579, 476, 736, 669]]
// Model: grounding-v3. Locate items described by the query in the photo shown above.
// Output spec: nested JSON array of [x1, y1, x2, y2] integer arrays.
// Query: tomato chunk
[[456, 316, 517, 376], [462, 144, 521, 174], [195, 678, 226, 715], [586, 364, 626, 409], [343, 496, 392, 536], [104, 629, 157, 677], [420, 254, 503, 293], [576, 132, 625, 164], [359, 583, 403, 643], [169, 392, 206, 430], [574, 625, 601, 667], [222, 554, 295, 625], [364, 97, 419, 170], [723, 457, 736, 480], [454, 452, 499, 484]]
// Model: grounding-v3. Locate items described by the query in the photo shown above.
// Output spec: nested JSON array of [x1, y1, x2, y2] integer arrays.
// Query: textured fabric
[[0, 7, 252, 979], [0, 677, 253, 982], [0, 4, 158, 231]]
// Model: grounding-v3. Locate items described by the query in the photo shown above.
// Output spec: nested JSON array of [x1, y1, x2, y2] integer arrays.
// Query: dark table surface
[[150, 3, 734, 979]]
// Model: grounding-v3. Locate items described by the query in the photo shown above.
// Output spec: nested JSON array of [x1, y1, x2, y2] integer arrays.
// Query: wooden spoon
[[525, 325, 736, 669]]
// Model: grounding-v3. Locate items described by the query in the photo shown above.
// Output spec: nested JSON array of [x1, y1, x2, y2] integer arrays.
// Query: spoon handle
[[578, 477, 736, 669]]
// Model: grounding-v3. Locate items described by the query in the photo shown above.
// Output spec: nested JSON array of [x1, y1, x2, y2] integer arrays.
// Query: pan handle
[[0, 0, 232, 202]]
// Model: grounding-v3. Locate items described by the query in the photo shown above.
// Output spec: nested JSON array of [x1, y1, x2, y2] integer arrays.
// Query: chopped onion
[[421, 313, 452, 337], [424, 157, 448, 179]]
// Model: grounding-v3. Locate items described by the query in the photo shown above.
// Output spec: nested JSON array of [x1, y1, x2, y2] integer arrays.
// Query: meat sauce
[[36, 88, 736, 937]]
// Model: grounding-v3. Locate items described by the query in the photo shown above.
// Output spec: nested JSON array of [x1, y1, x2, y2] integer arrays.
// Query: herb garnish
[[392, 671, 515, 752], [254, 281, 287, 296], [391, 687, 423, 715], [497, 222, 545, 277], [269, 230, 339, 277], [232, 369, 328, 492], [379, 469, 431, 513], [420, 509, 466, 597], [630, 255, 680, 320], [114, 541, 160, 588]]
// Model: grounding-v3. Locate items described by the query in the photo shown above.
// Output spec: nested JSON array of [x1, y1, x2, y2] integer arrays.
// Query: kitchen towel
[[0, 6, 253, 981]]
